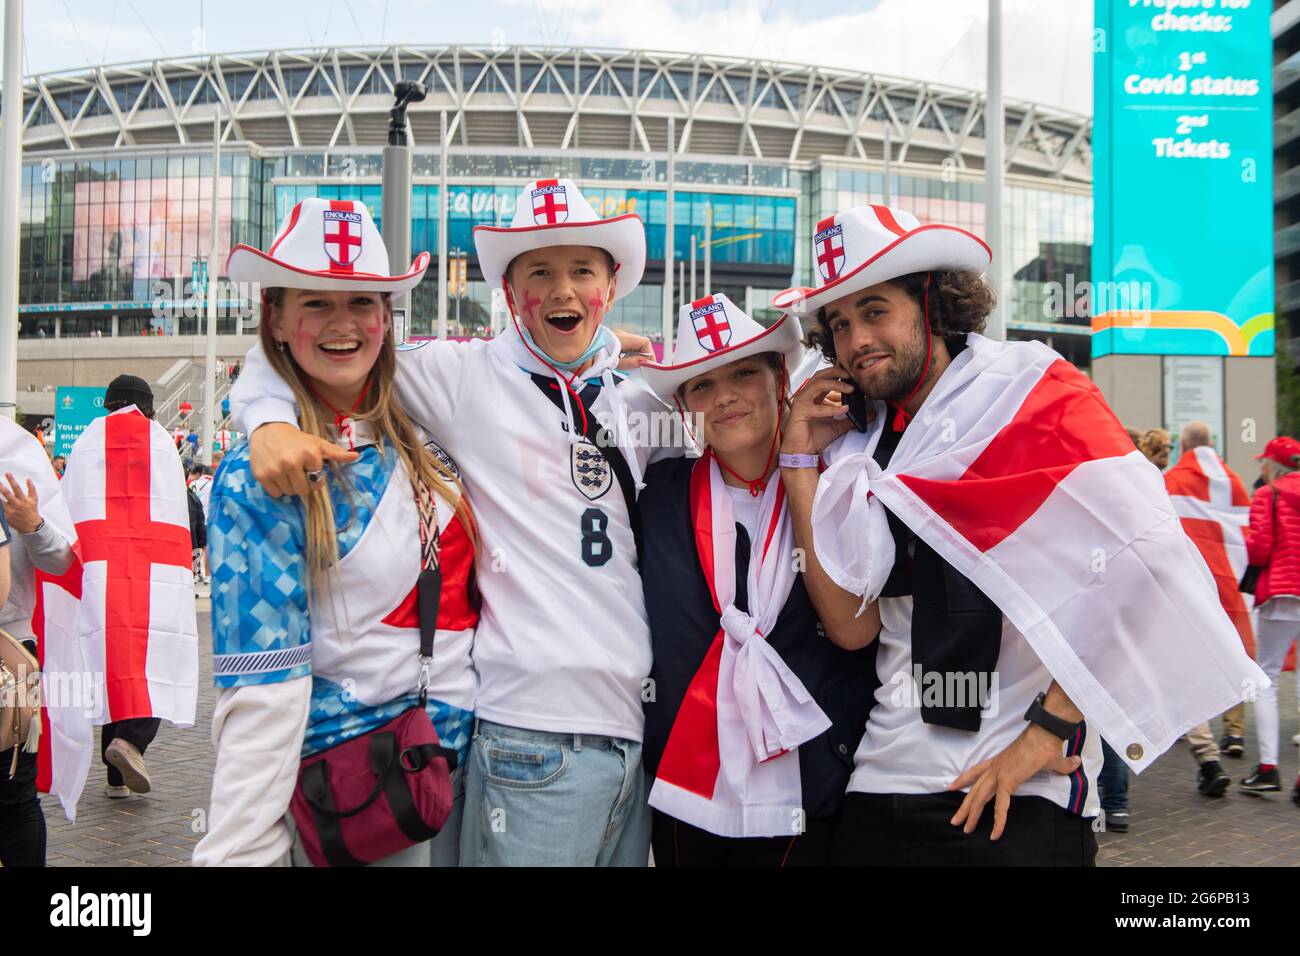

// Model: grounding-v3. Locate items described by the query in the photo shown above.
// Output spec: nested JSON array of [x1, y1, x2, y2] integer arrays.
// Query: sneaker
[[104, 739, 152, 794], [1292, 733, 1300, 746], [1292, 780, 1300, 807], [1105, 809, 1130, 832], [1219, 735, 1245, 758], [1240, 765, 1282, 793], [104, 784, 131, 799], [1197, 760, 1231, 797]]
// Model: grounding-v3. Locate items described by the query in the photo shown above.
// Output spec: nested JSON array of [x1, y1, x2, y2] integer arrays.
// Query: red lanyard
[[306, 374, 373, 449]]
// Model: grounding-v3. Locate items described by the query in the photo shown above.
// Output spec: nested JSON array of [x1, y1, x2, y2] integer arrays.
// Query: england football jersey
[[232, 325, 682, 741]]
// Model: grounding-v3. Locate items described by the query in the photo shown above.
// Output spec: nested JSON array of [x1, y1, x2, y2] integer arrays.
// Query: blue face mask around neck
[[516, 288, 618, 372]]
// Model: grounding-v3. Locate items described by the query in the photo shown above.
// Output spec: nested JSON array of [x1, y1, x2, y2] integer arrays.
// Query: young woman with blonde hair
[[194, 199, 478, 867]]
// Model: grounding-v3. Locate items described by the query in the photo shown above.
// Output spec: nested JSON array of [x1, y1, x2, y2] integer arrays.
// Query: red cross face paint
[[507, 244, 615, 367], [274, 288, 388, 410]]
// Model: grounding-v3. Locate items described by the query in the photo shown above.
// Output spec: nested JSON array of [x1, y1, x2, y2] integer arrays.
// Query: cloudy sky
[[7, 0, 1093, 115]]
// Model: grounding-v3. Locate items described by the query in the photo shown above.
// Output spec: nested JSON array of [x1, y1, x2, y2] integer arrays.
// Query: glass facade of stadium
[[15, 147, 1092, 368]]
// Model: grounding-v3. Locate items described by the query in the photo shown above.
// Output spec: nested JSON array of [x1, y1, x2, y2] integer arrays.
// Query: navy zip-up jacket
[[639, 455, 879, 821]]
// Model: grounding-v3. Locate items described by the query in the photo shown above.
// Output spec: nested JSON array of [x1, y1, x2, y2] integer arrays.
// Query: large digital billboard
[[1092, 0, 1273, 358]]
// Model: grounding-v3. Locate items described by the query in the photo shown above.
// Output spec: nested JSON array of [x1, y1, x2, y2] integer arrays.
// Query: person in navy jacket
[[635, 294, 876, 866]]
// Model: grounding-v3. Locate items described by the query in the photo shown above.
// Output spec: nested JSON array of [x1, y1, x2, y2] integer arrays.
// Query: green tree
[[1277, 346, 1300, 438]]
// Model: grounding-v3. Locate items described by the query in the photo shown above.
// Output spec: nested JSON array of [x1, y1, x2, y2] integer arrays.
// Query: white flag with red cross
[[813, 217, 845, 282], [0, 417, 91, 820], [322, 204, 365, 271], [37, 407, 198, 818], [531, 180, 570, 224], [812, 334, 1268, 773], [690, 296, 732, 352]]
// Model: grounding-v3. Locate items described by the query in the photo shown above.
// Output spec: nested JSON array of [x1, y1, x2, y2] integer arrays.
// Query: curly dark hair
[[804, 270, 996, 363]]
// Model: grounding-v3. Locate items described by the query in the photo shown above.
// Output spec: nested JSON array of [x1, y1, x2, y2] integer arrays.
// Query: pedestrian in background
[[91, 375, 170, 799], [0, 416, 76, 866], [1138, 428, 1173, 472], [1164, 422, 1247, 798], [1242, 436, 1300, 805]]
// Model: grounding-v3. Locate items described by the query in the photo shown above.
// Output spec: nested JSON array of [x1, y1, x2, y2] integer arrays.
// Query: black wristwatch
[[1023, 692, 1081, 741]]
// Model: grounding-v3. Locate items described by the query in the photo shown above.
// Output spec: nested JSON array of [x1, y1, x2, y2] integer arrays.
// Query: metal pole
[[454, 249, 461, 332], [438, 111, 449, 340], [689, 233, 696, 304], [678, 261, 685, 316], [985, 0, 1006, 340], [202, 112, 220, 466], [703, 204, 712, 298], [883, 125, 892, 205], [0, 0, 24, 420], [662, 117, 676, 361], [381, 146, 413, 341]]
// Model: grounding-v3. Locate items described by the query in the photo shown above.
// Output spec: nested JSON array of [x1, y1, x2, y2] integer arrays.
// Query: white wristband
[[779, 453, 820, 469]]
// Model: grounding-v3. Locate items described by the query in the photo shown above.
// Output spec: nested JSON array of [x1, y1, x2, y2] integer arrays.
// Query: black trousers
[[0, 746, 46, 867], [831, 791, 1097, 867], [100, 717, 160, 787], [651, 809, 839, 867]]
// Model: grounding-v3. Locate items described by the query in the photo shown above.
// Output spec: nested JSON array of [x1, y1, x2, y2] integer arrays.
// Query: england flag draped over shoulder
[[1164, 446, 1255, 658], [812, 334, 1267, 772], [37, 406, 198, 818], [0, 418, 88, 818]]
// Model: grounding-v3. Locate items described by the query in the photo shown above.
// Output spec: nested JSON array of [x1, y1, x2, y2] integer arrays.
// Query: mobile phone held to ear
[[844, 387, 872, 433]]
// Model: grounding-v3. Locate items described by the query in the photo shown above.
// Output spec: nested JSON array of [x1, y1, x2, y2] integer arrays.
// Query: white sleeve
[[229, 341, 298, 436], [230, 338, 476, 439], [392, 338, 481, 437], [192, 678, 311, 867]]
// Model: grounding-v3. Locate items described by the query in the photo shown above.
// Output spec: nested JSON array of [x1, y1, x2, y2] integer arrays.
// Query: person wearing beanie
[[104, 374, 155, 419]]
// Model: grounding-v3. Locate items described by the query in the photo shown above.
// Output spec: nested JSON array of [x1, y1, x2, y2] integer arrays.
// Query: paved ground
[[38, 598, 1300, 866]]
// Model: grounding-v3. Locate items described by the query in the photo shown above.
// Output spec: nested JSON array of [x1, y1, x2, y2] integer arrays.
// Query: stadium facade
[[12, 44, 1094, 396]]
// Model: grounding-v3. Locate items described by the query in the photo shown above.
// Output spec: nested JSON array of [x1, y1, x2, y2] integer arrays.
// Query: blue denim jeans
[[459, 719, 651, 867], [1097, 740, 1129, 814]]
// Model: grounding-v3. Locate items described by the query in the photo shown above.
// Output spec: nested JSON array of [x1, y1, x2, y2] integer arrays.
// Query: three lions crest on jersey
[[571, 439, 611, 500]]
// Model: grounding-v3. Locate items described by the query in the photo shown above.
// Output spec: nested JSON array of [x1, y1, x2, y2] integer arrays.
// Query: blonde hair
[[260, 288, 476, 596]]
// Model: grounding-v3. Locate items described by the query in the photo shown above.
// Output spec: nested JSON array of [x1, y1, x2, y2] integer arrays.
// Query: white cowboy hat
[[638, 293, 805, 400], [473, 178, 646, 300], [772, 204, 990, 316], [227, 197, 429, 293]]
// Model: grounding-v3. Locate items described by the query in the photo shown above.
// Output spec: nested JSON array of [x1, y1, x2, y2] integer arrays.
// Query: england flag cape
[[812, 334, 1268, 772], [0, 418, 86, 817], [1163, 446, 1255, 659], [648, 451, 830, 838], [36, 406, 198, 818]]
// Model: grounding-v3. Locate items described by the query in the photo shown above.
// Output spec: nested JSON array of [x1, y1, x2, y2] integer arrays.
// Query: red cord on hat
[[888, 272, 932, 433], [503, 279, 591, 435]]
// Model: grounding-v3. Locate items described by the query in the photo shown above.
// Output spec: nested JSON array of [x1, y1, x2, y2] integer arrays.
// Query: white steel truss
[[10, 45, 1091, 182]]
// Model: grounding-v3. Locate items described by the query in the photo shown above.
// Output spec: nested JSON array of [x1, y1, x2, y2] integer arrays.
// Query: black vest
[[639, 455, 878, 820]]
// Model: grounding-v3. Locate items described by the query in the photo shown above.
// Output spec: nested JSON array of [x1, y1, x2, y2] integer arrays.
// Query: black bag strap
[[378, 736, 449, 845], [413, 474, 443, 703], [530, 374, 644, 563], [303, 734, 399, 821], [300, 759, 363, 867]]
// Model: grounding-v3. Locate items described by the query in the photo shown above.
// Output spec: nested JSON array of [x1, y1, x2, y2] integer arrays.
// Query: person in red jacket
[[1243, 436, 1300, 805]]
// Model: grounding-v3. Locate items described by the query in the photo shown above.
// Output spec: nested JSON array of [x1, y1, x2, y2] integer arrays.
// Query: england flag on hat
[[690, 297, 732, 352], [638, 293, 805, 400], [774, 204, 990, 316], [530, 180, 570, 224], [474, 177, 646, 302], [227, 197, 429, 293]]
